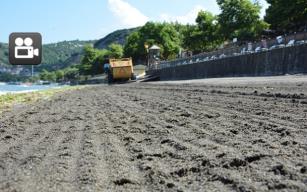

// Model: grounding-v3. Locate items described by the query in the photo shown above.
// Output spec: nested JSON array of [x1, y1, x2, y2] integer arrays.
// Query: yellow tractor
[[104, 58, 136, 84]]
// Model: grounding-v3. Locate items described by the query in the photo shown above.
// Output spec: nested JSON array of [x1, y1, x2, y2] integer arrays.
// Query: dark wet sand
[[0, 79, 306, 191]]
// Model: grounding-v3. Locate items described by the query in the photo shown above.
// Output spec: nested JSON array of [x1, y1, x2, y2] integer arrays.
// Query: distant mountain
[[37, 40, 96, 71], [0, 40, 95, 69], [0, 27, 136, 74], [94, 28, 137, 49], [0, 43, 9, 68]]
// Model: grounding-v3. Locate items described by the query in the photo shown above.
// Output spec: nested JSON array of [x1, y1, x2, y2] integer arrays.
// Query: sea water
[[0, 83, 61, 95]]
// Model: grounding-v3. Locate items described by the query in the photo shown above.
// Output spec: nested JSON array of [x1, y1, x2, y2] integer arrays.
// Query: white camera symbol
[[14, 37, 39, 59]]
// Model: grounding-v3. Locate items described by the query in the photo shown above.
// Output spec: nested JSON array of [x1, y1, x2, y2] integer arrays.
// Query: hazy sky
[[0, 0, 269, 43]]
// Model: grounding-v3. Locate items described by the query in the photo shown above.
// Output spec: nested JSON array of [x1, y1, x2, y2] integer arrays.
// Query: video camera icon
[[9, 33, 42, 65], [14, 37, 39, 59]]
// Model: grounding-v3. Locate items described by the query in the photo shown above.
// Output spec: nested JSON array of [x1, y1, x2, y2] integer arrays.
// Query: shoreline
[[0, 83, 63, 95], [0, 86, 66, 95], [0, 85, 84, 113]]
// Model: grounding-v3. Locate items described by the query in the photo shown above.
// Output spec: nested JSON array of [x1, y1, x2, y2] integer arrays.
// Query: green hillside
[[0, 43, 9, 67], [0, 40, 95, 69], [38, 40, 96, 71], [94, 28, 137, 49], [0, 28, 135, 75]]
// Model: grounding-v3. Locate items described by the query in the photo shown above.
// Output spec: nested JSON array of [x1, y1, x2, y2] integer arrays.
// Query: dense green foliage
[[124, 0, 269, 59], [0, 72, 28, 82], [36, 43, 124, 82], [265, 0, 307, 32], [79, 43, 124, 76], [36, 66, 79, 83], [217, 0, 269, 41], [79, 45, 100, 75], [0, 43, 9, 67], [124, 22, 181, 61], [39, 70, 57, 82], [108, 43, 124, 59], [38, 40, 96, 71], [182, 11, 222, 53]]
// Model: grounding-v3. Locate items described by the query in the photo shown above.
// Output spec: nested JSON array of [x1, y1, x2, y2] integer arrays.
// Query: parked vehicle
[[105, 58, 136, 84], [219, 54, 226, 58], [287, 40, 295, 47], [261, 48, 269, 51], [211, 55, 217, 60], [269, 45, 277, 50], [255, 47, 262, 52], [295, 40, 305, 45], [277, 44, 286, 48]]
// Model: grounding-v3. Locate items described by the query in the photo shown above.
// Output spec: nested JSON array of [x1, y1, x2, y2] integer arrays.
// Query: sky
[[0, 0, 269, 44]]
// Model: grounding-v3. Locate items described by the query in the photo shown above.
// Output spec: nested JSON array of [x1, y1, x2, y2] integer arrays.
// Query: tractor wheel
[[108, 73, 113, 84]]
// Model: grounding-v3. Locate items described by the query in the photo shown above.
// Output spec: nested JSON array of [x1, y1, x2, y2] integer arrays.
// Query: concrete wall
[[150, 44, 307, 81]]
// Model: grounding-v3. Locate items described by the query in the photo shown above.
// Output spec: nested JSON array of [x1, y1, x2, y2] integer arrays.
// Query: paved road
[[0, 80, 306, 191]]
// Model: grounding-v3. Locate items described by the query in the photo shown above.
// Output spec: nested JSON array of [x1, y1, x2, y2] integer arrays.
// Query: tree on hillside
[[108, 43, 124, 59], [265, 0, 307, 33], [80, 45, 111, 75], [171, 22, 188, 44], [157, 23, 181, 59], [124, 22, 181, 61], [124, 31, 142, 61], [80, 44, 118, 76], [124, 22, 151, 61], [80, 45, 98, 75], [0, 72, 25, 82], [64, 67, 79, 81], [183, 11, 222, 53], [217, 0, 269, 41], [55, 70, 65, 82], [39, 70, 57, 82]]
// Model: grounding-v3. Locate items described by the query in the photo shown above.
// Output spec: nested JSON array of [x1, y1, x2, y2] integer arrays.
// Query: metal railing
[[150, 31, 307, 71]]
